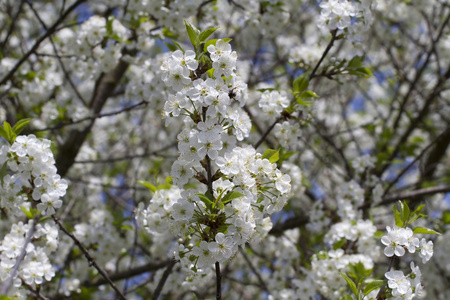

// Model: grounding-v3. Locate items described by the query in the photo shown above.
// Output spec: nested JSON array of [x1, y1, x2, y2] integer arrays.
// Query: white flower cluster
[[273, 121, 301, 148], [381, 225, 433, 263], [0, 220, 59, 296], [325, 219, 380, 258], [151, 39, 292, 272], [0, 135, 68, 216], [312, 249, 374, 299], [380, 225, 434, 299], [385, 262, 423, 299], [258, 90, 290, 121], [336, 180, 365, 220], [318, 0, 374, 42], [0, 134, 67, 298]]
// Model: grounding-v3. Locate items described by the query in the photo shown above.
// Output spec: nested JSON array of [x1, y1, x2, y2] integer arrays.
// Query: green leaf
[[392, 204, 403, 227], [333, 238, 347, 250], [171, 40, 185, 53], [203, 38, 232, 53], [185, 20, 201, 49], [340, 295, 353, 300], [162, 27, 177, 39], [164, 42, 179, 52], [3, 121, 15, 144], [300, 90, 318, 98], [0, 163, 7, 186], [20, 206, 34, 219], [347, 55, 364, 69], [339, 272, 358, 296], [262, 149, 279, 163], [373, 230, 384, 240], [221, 191, 244, 204], [296, 97, 312, 108], [293, 73, 309, 94], [364, 280, 385, 296], [137, 180, 157, 193], [413, 227, 440, 235], [443, 210, 450, 224], [196, 193, 214, 209], [12, 118, 32, 135], [399, 201, 410, 224], [207, 68, 215, 78], [199, 27, 219, 42], [0, 126, 9, 143]]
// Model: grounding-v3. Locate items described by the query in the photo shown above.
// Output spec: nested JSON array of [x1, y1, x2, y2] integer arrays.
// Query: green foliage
[[391, 201, 439, 234], [340, 263, 383, 300], [0, 119, 32, 144], [364, 280, 385, 296], [221, 191, 244, 205], [262, 148, 279, 163]]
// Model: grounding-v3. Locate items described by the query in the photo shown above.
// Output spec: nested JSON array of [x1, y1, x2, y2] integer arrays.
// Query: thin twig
[[151, 259, 178, 300], [376, 256, 396, 299], [52, 215, 128, 300], [239, 247, 269, 292], [0, 218, 38, 295], [33, 100, 148, 132], [0, 0, 86, 86]]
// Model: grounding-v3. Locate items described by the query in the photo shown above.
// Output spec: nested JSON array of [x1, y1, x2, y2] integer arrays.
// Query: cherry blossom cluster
[[258, 90, 290, 121], [385, 262, 423, 299], [311, 249, 374, 298], [318, 0, 375, 43], [381, 225, 433, 263], [0, 134, 67, 298], [0, 135, 68, 216], [145, 39, 292, 272], [0, 220, 59, 298]]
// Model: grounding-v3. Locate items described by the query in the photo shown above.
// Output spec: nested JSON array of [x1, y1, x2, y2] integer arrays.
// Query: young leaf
[[137, 180, 157, 193], [262, 149, 279, 163], [196, 193, 214, 209], [0, 163, 7, 186], [413, 227, 440, 235], [0, 126, 8, 143], [347, 55, 364, 69], [199, 27, 219, 43], [3, 121, 15, 144], [12, 118, 33, 135], [300, 90, 318, 98], [399, 201, 410, 224], [164, 42, 178, 52], [339, 272, 358, 296], [171, 40, 185, 53], [20, 206, 34, 219], [185, 21, 201, 49], [392, 204, 403, 227], [364, 280, 385, 296], [293, 73, 309, 94], [340, 295, 353, 300], [221, 191, 244, 204]]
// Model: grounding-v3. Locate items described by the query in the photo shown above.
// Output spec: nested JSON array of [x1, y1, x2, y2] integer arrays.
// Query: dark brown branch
[[55, 58, 129, 177], [215, 261, 222, 300], [151, 259, 178, 300], [269, 214, 308, 235], [86, 260, 171, 287], [33, 100, 148, 132], [381, 185, 450, 205]]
